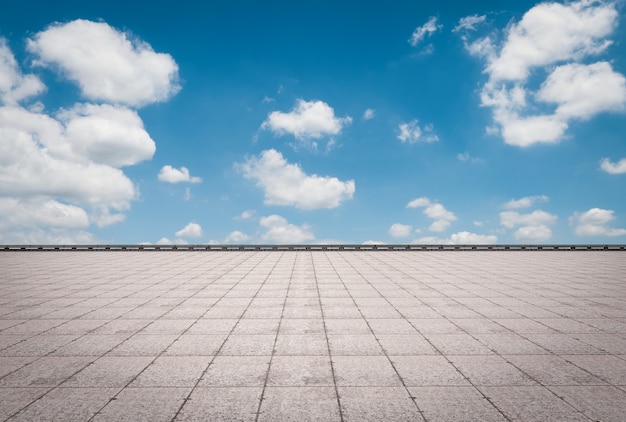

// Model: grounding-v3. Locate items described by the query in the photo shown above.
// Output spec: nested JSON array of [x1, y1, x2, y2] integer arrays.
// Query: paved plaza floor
[[0, 250, 625, 421]]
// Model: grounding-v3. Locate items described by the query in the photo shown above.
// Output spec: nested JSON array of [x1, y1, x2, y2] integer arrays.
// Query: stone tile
[[449, 355, 537, 386], [163, 334, 225, 356], [524, 333, 603, 354], [0, 334, 79, 356], [176, 387, 262, 421], [279, 318, 325, 334], [367, 319, 418, 335], [561, 355, 626, 385], [0, 387, 50, 420], [0, 356, 93, 387], [409, 386, 506, 422], [107, 334, 178, 356], [333, 356, 403, 386], [550, 385, 626, 422], [408, 318, 463, 334], [199, 356, 270, 387], [8, 387, 120, 422], [233, 318, 280, 335], [328, 334, 383, 355], [219, 334, 275, 356], [448, 318, 510, 334], [0, 356, 38, 378], [91, 319, 152, 335], [139, 319, 195, 334], [424, 333, 494, 355], [51, 334, 130, 356], [45, 319, 109, 335], [92, 387, 191, 422], [377, 335, 437, 355], [390, 356, 470, 386], [339, 387, 424, 421], [267, 356, 333, 386], [274, 334, 328, 355], [325, 319, 370, 335], [186, 318, 238, 334], [472, 333, 549, 355], [258, 387, 340, 422], [63, 356, 152, 387], [130, 356, 211, 387], [481, 386, 588, 421], [506, 355, 606, 386]]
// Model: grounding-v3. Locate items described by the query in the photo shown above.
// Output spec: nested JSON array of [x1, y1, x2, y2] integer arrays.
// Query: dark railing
[[1, 244, 624, 251]]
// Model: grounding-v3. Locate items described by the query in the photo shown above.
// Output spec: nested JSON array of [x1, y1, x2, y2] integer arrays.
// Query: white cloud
[[409, 17, 442, 46], [0, 38, 46, 105], [59, 103, 156, 167], [363, 240, 386, 245], [453, 15, 486, 33], [259, 215, 314, 243], [237, 149, 355, 210], [398, 120, 438, 144], [414, 231, 497, 244], [537, 62, 626, 119], [572, 208, 626, 237], [235, 210, 256, 220], [457, 152, 482, 163], [261, 99, 352, 140], [500, 210, 557, 229], [0, 23, 180, 243], [487, 1, 617, 82], [406, 197, 456, 232], [500, 209, 557, 242], [467, 1, 625, 147], [503, 195, 549, 209], [363, 108, 375, 120], [28, 19, 180, 107], [0, 105, 137, 220], [175, 222, 203, 238], [224, 230, 250, 243], [158, 165, 202, 183], [600, 157, 626, 174], [406, 197, 431, 208], [514, 225, 552, 242], [389, 223, 412, 238]]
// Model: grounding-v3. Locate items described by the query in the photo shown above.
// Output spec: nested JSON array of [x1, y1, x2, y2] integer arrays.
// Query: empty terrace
[[0, 249, 625, 421]]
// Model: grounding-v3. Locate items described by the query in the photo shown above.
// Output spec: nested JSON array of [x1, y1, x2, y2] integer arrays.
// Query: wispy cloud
[[408, 16, 442, 47]]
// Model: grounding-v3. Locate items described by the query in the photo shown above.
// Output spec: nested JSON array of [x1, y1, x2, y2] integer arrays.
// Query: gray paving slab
[[0, 250, 625, 421]]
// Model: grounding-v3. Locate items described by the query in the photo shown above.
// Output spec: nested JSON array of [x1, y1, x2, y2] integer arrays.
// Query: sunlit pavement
[[1, 250, 625, 421]]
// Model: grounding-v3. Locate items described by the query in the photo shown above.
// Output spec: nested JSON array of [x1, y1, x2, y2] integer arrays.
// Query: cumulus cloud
[[175, 222, 203, 238], [260, 215, 314, 243], [409, 16, 442, 46], [457, 152, 482, 163], [0, 22, 180, 243], [237, 149, 355, 210], [261, 99, 352, 140], [224, 230, 250, 243], [414, 231, 497, 244], [453, 15, 486, 33], [406, 197, 456, 232], [503, 195, 549, 209], [59, 103, 156, 167], [398, 120, 438, 144], [500, 210, 558, 229], [158, 165, 202, 183], [600, 157, 626, 174], [363, 108, 375, 120], [500, 209, 558, 242], [572, 208, 626, 237], [0, 38, 46, 105], [235, 210, 256, 220], [389, 223, 412, 238], [27, 19, 180, 107], [465, 0, 625, 147]]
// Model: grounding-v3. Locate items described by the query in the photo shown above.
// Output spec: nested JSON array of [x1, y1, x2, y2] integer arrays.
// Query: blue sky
[[1, 0, 625, 244]]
